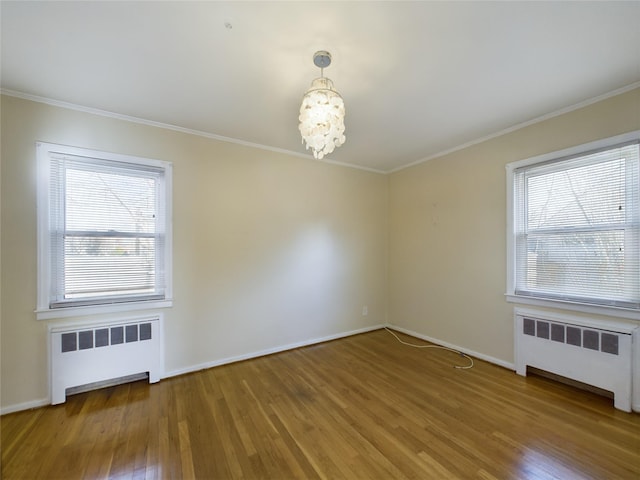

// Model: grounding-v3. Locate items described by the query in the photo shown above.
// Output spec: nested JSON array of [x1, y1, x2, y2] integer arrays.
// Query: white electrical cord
[[384, 327, 474, 369]]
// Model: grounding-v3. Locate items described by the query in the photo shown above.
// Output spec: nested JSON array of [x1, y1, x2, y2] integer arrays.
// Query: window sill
[[505, 294, 640, 321], [35, 299, 173, 321]]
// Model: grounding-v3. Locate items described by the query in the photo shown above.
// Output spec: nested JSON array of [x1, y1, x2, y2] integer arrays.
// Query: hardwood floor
[[2, 329, 639, 479]]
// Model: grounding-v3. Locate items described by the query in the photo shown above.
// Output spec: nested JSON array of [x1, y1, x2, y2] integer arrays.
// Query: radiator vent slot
[[522, 318, 619, 355], [60, 323, 153, 353], [515, 310, 637, 412], [50, 316, 162, 405]]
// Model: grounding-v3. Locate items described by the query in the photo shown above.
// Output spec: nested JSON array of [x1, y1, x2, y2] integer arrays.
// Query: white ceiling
[[2, 1, 639, 172]]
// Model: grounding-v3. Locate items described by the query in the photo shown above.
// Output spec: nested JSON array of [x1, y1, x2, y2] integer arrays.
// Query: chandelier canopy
[[298, 51, 346, 160]]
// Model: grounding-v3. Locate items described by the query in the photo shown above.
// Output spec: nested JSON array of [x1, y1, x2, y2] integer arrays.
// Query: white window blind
[[38, 143, 172, 313], [513, 141, 640, 309]]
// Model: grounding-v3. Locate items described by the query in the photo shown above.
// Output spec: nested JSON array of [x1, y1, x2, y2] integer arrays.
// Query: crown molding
[[3, 82, 637, 176], [388, 81, 640, 174], [0, 88, 386, 175]]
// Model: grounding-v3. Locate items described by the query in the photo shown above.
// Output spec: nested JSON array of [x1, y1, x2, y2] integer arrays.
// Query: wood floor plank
[[2, 329, 639, 479]]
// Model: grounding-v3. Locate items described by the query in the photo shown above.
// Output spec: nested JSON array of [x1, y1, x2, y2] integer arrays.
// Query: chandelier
[[298, 51, 346, 160]]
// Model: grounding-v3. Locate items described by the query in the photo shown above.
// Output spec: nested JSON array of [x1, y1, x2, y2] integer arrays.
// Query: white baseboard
[[163, 324, 386, 379], [1, 398, 50, 416], [6, 326, 630, 414], [2, 325, 384, 415], [385, 323, 516, 370]]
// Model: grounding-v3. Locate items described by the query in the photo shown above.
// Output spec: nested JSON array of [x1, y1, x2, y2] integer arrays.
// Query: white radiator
[[514, 308, 638, 412], [50, 316, 162, 404]]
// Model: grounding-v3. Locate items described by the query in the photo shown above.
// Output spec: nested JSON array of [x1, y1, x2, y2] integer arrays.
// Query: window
[[506, 132, 640, 317], [37, 143, 172, 318]]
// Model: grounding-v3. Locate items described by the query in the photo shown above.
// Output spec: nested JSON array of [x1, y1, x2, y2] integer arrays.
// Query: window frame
[[36, 142, 173, 320], [505, 131, 640, 321]]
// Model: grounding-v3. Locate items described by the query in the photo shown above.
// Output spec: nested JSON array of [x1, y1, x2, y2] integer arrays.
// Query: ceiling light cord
[[384, 327, 474, 369]]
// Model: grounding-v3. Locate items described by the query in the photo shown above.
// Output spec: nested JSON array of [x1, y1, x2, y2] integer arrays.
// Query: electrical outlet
[[362, 305, 368, 316]]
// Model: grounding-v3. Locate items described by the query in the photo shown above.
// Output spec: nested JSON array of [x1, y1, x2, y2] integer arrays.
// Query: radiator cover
[[50, 316, 162, 404], [514, 308, 637, 412]]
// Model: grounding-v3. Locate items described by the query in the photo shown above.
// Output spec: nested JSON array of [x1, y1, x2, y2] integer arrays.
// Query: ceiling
[[2, 1, 639, 173]]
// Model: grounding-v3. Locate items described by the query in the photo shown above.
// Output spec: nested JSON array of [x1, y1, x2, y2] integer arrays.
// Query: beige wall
[[2, 88, 639, 412], [0, 95, 388, 411], [388, 88, 640, 365]]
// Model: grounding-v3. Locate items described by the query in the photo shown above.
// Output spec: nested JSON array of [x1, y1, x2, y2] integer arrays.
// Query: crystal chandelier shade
[[298, 52, 346, 160]]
